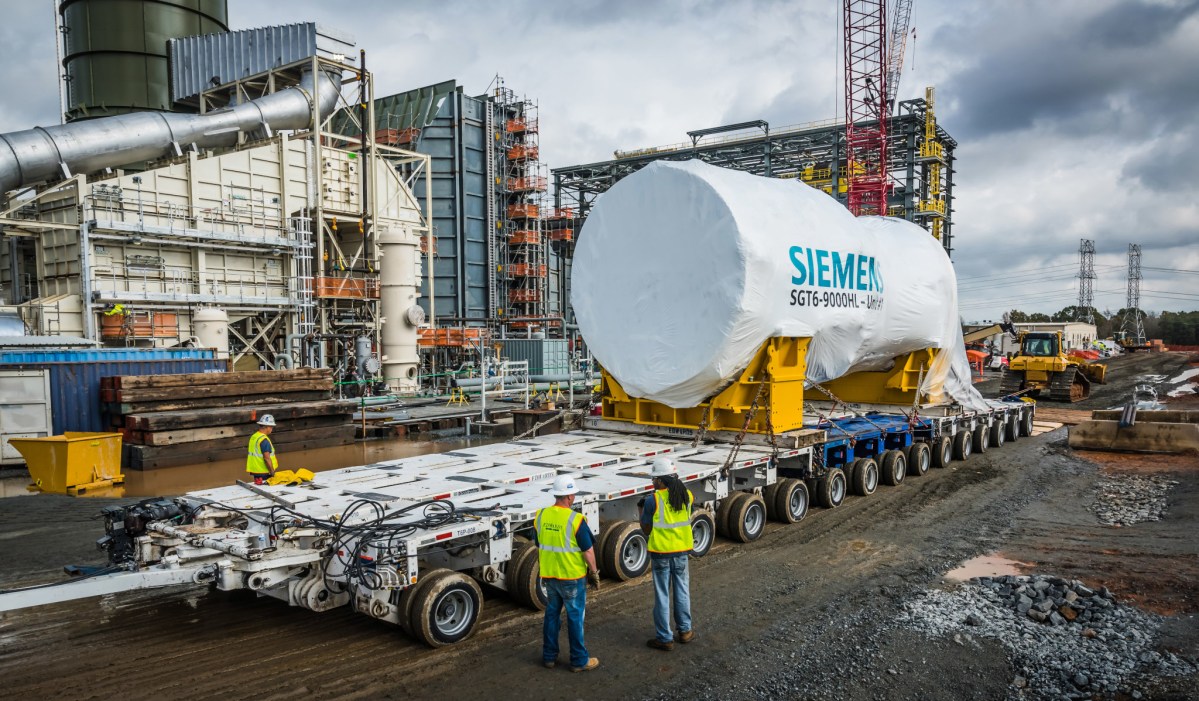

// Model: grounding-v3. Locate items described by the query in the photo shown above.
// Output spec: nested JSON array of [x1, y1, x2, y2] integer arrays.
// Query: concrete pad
[[1069, 420, 1199, 454]]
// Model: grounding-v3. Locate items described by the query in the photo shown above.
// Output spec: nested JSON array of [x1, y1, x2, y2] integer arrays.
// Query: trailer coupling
[[0, 559, 220, 613]]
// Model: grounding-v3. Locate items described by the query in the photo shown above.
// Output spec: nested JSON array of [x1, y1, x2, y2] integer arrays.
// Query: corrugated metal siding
[[169, 22, 356, 103], [0, 359, 227, 434], [0, 348, 215, 364]]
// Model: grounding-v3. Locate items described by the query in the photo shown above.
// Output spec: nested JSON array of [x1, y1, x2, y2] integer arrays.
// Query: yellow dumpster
[[8, 432, 124, 495]]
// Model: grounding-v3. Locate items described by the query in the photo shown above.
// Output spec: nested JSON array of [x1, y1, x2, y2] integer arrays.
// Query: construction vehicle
[[999, 330, 1107, 402]]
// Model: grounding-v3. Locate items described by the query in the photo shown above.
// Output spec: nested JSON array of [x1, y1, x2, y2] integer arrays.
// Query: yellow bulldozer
[[999, 330, 1107, 402]]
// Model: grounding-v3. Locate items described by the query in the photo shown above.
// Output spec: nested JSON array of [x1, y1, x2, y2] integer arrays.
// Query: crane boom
[[884, 0, 914, 110]]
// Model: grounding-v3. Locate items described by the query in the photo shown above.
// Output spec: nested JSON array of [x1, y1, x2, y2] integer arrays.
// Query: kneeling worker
[[642, 457, 695, 650], [246, 414, 278, 485], [537, 475, 601, 672]]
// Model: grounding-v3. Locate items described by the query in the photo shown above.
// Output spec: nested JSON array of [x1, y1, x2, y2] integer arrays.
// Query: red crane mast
[[843, 0, 890, 216]]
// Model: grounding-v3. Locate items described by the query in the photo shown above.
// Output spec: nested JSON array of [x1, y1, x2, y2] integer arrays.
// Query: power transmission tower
[[1075, 239, 1095, 324], [1120, 243, 1145, 344]]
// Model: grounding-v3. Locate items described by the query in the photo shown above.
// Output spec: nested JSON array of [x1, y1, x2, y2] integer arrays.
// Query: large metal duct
[[0, 68, 340, 195]]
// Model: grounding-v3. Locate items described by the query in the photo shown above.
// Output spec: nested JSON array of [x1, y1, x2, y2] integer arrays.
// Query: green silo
[[59, 0, 229, 122]]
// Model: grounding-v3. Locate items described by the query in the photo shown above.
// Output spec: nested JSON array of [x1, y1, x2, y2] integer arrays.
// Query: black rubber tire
[[398, 567, 452, 636], [952, 429, 973, 460], [1005, 415, 1020, 442], [817, 468, 847, 508], [599, 520, 649, 581], [409, 570, 484, 648], [763, 482, 781, 521], [905, 442, 931, 477], [879, 450, 907, 486], [972, 425, 990, 454], [1019, 410, 1034, 437], [772, 478, 809, 523], [727, 493, 767, 543], [931, 435, 953, 468], [510, 542, 547, 611], [851, 458, 878, 496], [689, 510, 716, 558], [716, 492, 747, 539], [989, 419, 1006, 448]]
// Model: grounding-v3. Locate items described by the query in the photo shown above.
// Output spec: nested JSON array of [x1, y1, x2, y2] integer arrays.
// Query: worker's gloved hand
[[587, 570, 601, 591]]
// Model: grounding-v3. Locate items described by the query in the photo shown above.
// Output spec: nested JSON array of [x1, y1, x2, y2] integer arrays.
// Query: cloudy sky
[[2, 0, 1196, 322]]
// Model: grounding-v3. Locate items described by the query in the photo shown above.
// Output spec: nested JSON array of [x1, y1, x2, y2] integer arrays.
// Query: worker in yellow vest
[[246, 414, 278, 485], [641, 457, 695, 651], [536, 475, 601, 672]]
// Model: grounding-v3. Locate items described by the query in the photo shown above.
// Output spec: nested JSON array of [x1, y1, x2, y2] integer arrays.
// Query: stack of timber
[[100, 369, 357, 470]]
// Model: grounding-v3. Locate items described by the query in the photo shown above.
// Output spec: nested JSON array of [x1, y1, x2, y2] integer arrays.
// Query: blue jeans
[[543, 578, 588, 667], [652, 554, 692, 643]]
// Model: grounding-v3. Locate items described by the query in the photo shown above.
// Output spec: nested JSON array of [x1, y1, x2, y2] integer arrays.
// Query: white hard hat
[[651, 457, 677, 477], [550, 475, 579, 496], [257, 414, 277, 427]]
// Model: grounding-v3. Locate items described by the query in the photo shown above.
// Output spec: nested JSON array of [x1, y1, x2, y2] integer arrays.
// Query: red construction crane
[[843, 0, 890, 216]]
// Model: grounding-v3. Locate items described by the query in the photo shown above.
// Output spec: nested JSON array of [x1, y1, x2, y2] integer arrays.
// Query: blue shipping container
[[0, 350, 225, 433], [0, 348, 215, 364]]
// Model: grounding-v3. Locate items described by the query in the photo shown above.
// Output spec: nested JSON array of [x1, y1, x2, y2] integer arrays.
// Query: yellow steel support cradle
[[601, 338, 940, 434]]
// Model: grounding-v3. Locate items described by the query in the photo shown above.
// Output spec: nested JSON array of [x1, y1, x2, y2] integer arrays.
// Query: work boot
[[571, 657, 600, 672], [254, 477, 266, 485], [676, 630, 695, 644], [647, 639, 674, 651], [542, 660, 556, 669]]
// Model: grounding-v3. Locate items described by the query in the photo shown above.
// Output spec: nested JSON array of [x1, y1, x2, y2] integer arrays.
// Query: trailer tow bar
[[0, 559, 216, 612]]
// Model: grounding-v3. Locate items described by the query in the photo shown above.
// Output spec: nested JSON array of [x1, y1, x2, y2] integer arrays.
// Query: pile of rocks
[[1090, 474, 1178, 526], [898, 574, 1197, 699]]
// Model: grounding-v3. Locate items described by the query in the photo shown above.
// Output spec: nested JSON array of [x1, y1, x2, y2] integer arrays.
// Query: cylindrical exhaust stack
[[193, 308, 229, 359], [377, 222, 423, 393], [59, 0, 230, 123]]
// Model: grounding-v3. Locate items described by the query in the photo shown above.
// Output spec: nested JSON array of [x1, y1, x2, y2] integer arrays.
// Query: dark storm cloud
[[936, 0, 1199, 140]]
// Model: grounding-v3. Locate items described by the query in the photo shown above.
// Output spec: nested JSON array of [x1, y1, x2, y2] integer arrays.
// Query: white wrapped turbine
[[571, 160, 985, 411]]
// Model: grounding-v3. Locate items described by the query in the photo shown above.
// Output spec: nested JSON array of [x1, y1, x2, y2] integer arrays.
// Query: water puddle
[[944, 554, 1032, 582], [4, 435, 504, 499]]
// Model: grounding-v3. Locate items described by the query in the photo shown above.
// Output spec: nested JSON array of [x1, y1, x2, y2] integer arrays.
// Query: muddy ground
[[0, 353, 1196, 700]]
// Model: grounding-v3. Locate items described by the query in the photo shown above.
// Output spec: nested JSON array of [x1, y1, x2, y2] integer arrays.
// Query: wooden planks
[[102, 368, 359, 471]]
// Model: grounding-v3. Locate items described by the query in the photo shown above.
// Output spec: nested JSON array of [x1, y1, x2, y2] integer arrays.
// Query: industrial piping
[[0, 68, 342, 195]]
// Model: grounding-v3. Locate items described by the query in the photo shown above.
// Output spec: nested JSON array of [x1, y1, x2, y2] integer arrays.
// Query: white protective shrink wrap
[[571, 160, 987, 411]]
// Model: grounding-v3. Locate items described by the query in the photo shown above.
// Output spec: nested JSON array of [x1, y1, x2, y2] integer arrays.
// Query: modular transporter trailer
[[0, 399, 1034, 648]]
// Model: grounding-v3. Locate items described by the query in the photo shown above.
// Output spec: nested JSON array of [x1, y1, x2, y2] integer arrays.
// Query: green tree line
[[1004, 307, 1199, 345]]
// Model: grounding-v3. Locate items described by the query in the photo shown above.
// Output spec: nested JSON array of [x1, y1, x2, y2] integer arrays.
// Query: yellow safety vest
[[246, 431, 277, 475], [536, 505, 588, 580], [647, 488, 694, 554]]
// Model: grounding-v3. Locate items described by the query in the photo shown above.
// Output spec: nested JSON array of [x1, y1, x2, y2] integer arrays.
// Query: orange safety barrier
[[509, 263, 547, 277], [507, 144, 539, 161], [549, 229, 574, 242], [505, 117, 538, 133], [315, 277, 380, 299], [376, 127, 421, 145], [100, 311, 179, 339], [418, 327, 489, 348], [507, 176, 547, 192], [509, 230, 540, 245], [507, 203, 539, 219], [509, 289, 541, 303]]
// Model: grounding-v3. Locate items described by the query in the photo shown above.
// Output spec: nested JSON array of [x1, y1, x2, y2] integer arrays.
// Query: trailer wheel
[[905, 442, 931, 477], [727, 493, 767, 542], [817, 468, 848, 508], [931, 435, 953, 468], [763, 483, 782, 521], [1005, 415, 1020, 442], [952, 429, 973, 460], [600, 520, 649, 581], [851, 458, 878, 496], [510, 541, 547, 611], [879, 450, 907, 486], [773, 478, 810, 523], [716, 492, 746, 539], [398, 567, 452, 636], [689, 510, 716, 558], [1019, 410, 1034, 437], [989, 419, 1005, 448], [409, 570, 484, 648], [972, 425, 990, 454]]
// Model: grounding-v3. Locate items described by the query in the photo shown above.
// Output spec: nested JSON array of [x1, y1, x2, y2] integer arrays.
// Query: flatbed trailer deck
[[0, 399, 1034, 648]]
